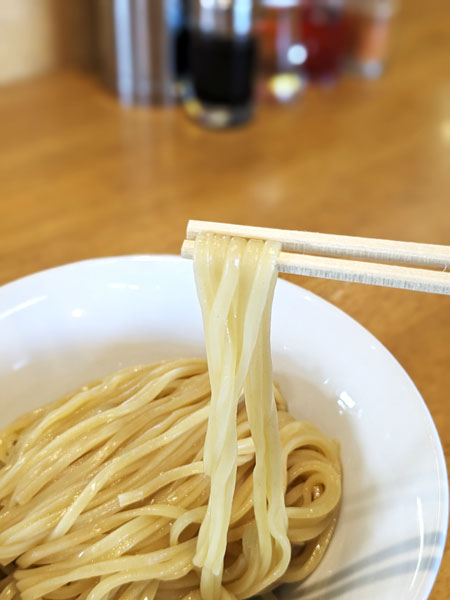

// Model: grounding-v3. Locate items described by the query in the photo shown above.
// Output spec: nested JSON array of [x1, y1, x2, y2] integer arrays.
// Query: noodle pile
[[0, 234, 341, 600]]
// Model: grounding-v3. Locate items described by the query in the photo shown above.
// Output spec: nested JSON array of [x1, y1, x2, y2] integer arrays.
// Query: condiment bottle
[[300, 0, 348, 85], [257, 0, 306, 103], [185, 0, 257, 128], [345, 0, 398, 79]]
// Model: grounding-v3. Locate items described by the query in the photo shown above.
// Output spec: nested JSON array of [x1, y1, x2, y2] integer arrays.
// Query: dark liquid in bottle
[[176, 27, 190, 79], [190, 32, 257, 107]]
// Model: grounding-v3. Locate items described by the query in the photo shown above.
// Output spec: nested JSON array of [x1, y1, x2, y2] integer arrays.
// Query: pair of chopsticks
[[181, 221, 450, 296]]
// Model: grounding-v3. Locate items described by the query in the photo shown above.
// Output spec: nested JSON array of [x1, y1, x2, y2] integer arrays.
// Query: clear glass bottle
[[184, 0, 257, 128], [345, 0, 398, 79], [257, 0, 306, 103]]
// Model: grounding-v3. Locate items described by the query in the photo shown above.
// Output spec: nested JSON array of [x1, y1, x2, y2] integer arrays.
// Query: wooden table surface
[[0, 0, 449, 597]]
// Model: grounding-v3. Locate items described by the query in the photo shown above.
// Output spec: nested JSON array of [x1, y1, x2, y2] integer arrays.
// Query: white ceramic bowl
[[0, 256, 448, 600]]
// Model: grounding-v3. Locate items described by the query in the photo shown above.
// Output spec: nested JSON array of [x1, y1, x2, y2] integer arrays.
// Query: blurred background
[[0, 0, 448, 277], [1, 0, 448, 255], [1, 0, 400, 110], [0, 1, 96, 85]]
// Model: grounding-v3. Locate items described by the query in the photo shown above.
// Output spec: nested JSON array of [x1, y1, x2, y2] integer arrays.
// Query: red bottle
[[300, 0, 349, 84]]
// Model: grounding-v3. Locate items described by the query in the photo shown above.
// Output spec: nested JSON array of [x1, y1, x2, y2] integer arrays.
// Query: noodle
[[0, 234, 341, 600]]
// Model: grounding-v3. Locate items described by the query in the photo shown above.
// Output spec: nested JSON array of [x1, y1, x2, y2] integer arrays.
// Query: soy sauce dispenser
[[185, 0, 257, 128]]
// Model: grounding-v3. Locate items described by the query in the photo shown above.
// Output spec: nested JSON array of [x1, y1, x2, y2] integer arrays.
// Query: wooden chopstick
[[185, 220, 449, 267], [181, 221, 450, 296]]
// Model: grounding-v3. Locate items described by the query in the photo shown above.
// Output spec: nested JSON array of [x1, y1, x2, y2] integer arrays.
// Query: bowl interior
[[0, 255, 447, 600]]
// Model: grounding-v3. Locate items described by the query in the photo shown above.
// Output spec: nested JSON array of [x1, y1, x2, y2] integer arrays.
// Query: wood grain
[[0, 0, 449, 596]]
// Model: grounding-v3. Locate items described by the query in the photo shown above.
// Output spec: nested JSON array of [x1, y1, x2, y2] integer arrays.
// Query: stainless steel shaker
[[97, 0, 188, 105]]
